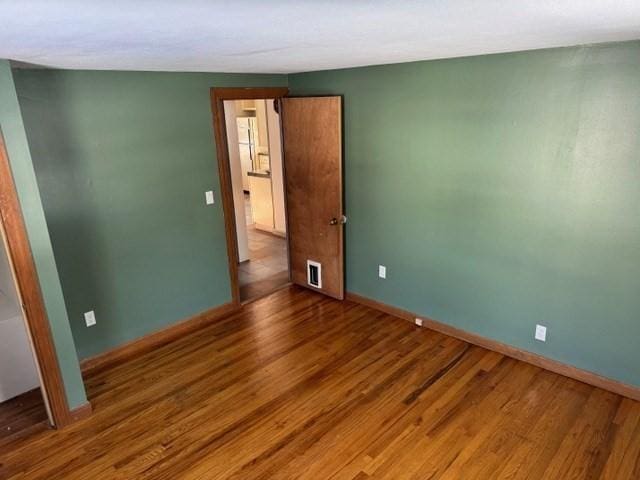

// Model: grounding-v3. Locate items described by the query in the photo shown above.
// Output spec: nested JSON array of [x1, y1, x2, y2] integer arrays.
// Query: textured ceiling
[[1, 0, 639, 73]]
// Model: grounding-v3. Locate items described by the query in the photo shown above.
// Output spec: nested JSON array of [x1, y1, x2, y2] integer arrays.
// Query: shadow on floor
[[239, 226, 289, 301], [0, 388, 49, 448]]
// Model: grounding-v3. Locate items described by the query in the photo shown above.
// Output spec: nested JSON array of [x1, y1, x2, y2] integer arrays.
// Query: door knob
[[329, 215, 347, 226]]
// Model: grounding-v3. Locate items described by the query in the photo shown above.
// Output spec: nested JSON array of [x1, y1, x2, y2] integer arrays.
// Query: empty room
[[0, 1, 639, 479]]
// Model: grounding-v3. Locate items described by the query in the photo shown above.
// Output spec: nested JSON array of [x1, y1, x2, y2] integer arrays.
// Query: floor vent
[[307, 260, 322, 289]]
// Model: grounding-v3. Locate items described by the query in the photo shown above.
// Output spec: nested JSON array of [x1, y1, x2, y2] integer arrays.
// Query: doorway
[[224, 98, 290, 302], [211, 88, 345, 305], [0, 130, 80, 432], [0, 233, 48, 444]]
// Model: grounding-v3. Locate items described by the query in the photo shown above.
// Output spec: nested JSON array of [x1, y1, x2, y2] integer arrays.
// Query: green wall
[[10, 40, 640, 391], [0, 61, 86, 408], [14, 70, 286, 359], [289, 41, 640, 387]]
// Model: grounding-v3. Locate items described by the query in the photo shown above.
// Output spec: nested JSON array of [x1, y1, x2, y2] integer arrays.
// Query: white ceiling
[[1, 1, 639, 74]]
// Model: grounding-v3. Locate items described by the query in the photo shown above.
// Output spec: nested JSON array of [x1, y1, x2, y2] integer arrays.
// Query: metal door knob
[[329, 215, 347, 226]]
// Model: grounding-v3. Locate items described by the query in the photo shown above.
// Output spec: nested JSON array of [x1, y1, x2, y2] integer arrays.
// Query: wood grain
[[0, 389, 48, 446], [68, 402, 93, 422], [1, 286, 638, 479], [210, 87, 289, 307], [281, 96, 344, 299], [0, 131, 74, 428], [81, 302, 237, 375], [346, 290, 640, 402]]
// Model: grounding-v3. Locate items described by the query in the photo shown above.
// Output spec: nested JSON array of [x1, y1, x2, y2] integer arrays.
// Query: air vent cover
[[307, 260, 322, 289]]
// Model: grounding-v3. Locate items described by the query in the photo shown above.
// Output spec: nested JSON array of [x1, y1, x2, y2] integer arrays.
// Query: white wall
[[266, 99, 287, 235], [0, 239, 40, 403], [224, 100, 250, 263], [255, 99, 269, 154], [248, 174, 274, 231]]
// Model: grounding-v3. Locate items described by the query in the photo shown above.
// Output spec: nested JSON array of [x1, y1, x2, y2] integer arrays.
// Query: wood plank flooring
[[0, 389, 48, 449], [1, 286, 639, 479]]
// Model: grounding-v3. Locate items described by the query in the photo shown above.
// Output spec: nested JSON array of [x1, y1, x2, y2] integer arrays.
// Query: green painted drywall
[[14, 70, 287, 359], [289, 41, 640, 387], [11, 40, 640, 391], [0, 61, 87, 408]]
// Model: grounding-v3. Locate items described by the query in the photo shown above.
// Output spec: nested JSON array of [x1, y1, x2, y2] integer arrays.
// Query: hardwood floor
[[239, 269, 290, 302], [1, 286, 639, 479], [0, 389, 48, 449]]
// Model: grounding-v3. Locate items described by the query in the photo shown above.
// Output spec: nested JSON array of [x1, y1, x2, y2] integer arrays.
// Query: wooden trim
[[69, 402, 93, 422], [346, 292, 414, 322], [209, 87, 289, 306], [81, 302, 237, 375], [346, 291, 640, 402], [211, 87, 289, 102], [0, 130, 80, 428]]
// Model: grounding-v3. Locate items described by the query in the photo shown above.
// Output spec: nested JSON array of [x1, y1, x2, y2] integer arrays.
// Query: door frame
[[0, 130, 79, 428], [210, 87, 290, 306]]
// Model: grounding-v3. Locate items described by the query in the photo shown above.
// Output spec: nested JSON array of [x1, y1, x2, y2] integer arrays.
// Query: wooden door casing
[[0, 130, 78, 428]]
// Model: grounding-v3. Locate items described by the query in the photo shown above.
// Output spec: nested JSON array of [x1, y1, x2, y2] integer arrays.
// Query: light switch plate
[[535, 324, 547, 342], [205, 191, 215, 205], [84, 310, 96, 327], [378, 265, 387, 279]]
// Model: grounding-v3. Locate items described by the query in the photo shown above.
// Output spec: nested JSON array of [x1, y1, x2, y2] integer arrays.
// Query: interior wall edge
[[80, 301, 238, 375], [346, 291, 640, 401], [13, 70, 288, 361], [289, 39, 640, 391], [0, 59, 87, 411]]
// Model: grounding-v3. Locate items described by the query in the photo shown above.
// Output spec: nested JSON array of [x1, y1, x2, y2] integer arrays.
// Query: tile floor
[[238, 194, 289, 301]]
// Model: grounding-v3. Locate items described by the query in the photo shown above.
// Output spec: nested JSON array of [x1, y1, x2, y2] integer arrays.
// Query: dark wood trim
[[345, 292, 413, 322], [69, 402, 93, 422], [0, 130, 78, 428], [211, 87, 289, 102], [346, 291, 640, 402], [209, 87, 289, 307], [81, 302, 237, 375]]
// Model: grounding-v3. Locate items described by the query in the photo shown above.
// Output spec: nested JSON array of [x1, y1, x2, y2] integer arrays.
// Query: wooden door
[[280, 96, 344, 299]]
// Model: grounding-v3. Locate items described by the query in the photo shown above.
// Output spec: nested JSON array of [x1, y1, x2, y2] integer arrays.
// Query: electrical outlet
[[84, 310, 96, 327], [535, 324, 547, 342], [205, 190, 215, 205], [378, 265, 387, 279], [415, 318, 423, 327]]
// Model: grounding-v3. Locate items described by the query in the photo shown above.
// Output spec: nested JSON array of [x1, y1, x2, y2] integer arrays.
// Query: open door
[[280, 96, 344, 299]]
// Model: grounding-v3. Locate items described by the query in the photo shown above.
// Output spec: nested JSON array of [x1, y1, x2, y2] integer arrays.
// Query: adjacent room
[[1, 2, 639, 479], [223, 98, 290, 301], [0, 232, 48, 445]]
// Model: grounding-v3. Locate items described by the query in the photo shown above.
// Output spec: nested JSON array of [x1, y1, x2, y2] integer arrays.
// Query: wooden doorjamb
[[0, 130, 78, 428], [210, 87, 289, 306]]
